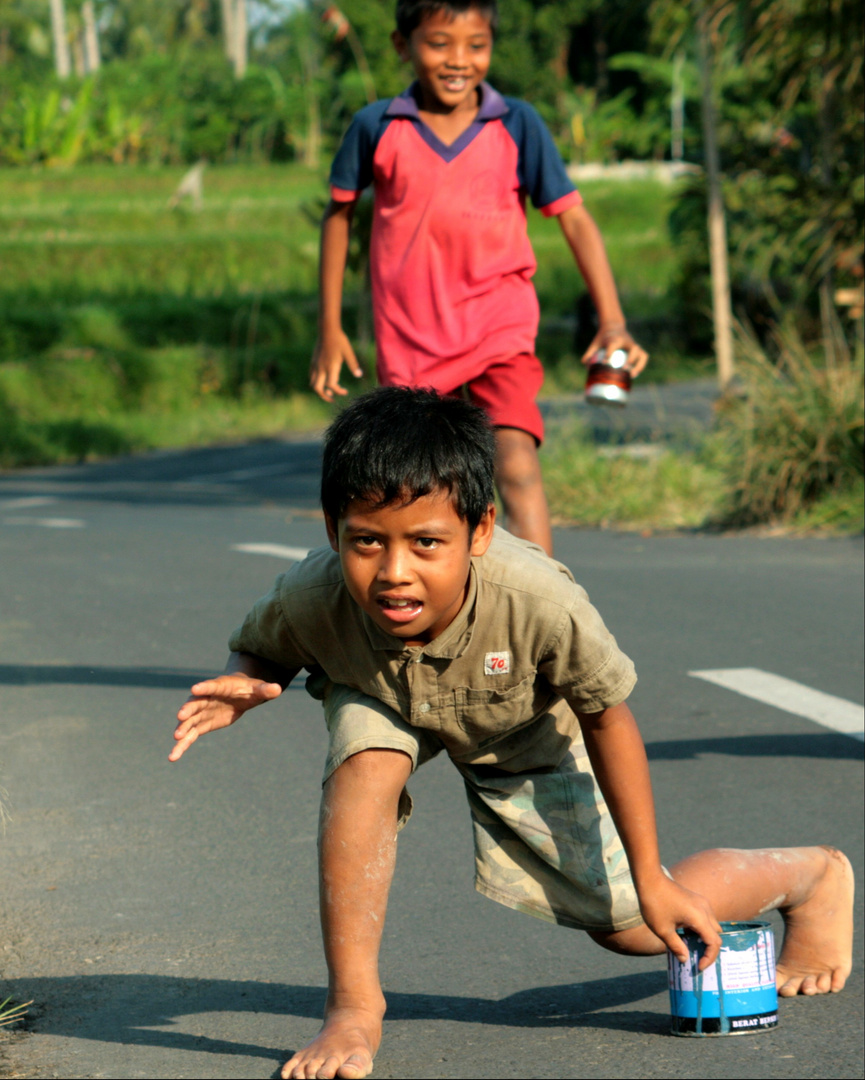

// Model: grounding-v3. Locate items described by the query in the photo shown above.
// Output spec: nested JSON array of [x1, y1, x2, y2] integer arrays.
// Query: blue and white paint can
[[668, 920, 778, 1036]]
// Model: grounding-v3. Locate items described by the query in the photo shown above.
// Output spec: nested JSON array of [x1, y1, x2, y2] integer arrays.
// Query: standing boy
[[310, 0, 648, 555], [172, 388, 853, 1080]]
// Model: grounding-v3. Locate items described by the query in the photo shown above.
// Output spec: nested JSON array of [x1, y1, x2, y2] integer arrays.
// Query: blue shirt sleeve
[[329, 100, 393, 194], [500, 99, 578, 211]]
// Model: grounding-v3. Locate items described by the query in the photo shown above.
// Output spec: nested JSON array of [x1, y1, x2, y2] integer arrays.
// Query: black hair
[[321, 386, 496, 533], [395, 0, 498, 39]]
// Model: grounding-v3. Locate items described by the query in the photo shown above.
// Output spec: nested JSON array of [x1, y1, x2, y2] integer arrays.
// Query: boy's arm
[[557, 203, 649, 376], [577, 701, 723, 967], [169, 651, 294, 762], [310, 198, 363, 402]]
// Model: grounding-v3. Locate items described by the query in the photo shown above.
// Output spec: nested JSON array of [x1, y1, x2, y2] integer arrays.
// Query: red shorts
[[381, 353, 546, 445]]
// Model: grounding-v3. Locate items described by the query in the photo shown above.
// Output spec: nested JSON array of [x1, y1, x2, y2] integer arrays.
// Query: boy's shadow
[[4, 970, 668, 1074]]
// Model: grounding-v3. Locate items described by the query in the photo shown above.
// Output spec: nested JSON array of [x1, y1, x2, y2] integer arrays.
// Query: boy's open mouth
[[377, 596, 424, 623], [441, 76, 469, 92]]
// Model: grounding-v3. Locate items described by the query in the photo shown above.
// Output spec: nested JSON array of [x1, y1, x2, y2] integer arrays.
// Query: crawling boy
[[171, 388, 853, 1080]]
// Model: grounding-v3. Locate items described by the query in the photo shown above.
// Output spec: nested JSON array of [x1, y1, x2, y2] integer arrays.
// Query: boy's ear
[[391, 29, 410, 61], [469, 504, 496, 557], [324, 513, 340, 553]]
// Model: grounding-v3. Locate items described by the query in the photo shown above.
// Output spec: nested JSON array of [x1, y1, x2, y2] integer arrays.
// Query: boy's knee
[[329, 748, 413, 792], [322, 750, 414, 832], [494, 429, 542, 489]]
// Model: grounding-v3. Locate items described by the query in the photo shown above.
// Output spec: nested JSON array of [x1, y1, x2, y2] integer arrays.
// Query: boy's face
[[326, 489, 495, 646], [392, 6, 493, 113]]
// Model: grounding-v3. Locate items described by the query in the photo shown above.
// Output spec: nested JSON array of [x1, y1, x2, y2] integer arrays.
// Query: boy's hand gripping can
[[584, 347, 632, 406], [668, 920, 778, 1036]]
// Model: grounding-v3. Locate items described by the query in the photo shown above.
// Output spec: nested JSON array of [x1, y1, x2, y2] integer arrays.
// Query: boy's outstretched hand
[[170, 674, 283, 761], [638, 870, 724, 970]]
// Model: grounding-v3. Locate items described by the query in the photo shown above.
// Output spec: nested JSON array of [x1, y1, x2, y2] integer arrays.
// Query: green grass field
[[3, 162, 858, 536], [0, 162, 705, 468]]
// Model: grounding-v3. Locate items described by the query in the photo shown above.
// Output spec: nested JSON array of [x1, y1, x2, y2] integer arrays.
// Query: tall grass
[[713, 320, 864, 526]]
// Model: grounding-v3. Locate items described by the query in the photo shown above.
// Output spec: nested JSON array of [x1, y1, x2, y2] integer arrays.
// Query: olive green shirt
[[228, 528, 636, 770]]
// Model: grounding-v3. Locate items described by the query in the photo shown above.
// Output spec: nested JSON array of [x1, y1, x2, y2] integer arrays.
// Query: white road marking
[[3, 516, 85, 529], [186, 463, 294, 484], [232, 543, 310, 561], [0, 496, 57, 511], [689, 668, 864, 741]]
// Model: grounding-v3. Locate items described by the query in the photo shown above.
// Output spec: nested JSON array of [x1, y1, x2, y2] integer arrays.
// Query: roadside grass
[[541, 318, 865, 535], [0, 998, 31, 1029], [0, 343, 334, 467], [541, 421, 863, 535], [541, 425, 728, 531]]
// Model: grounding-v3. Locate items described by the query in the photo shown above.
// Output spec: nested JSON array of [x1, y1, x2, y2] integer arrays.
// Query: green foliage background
[[0, 0, 862, 528]]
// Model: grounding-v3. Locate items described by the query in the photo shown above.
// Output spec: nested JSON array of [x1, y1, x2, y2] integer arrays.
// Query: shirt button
[[418, 702, 431, 714]]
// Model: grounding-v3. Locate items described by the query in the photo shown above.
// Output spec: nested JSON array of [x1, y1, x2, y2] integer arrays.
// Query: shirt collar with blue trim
[[385, 81, 508, 121]]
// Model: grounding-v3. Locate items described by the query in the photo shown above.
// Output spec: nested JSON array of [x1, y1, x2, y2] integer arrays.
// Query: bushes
[[539, 320, 864, 535], [0, 53, 299, 167], [712, 322, 864, 526]]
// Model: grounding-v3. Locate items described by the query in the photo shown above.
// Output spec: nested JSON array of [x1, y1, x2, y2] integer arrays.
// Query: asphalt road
[[0, 438, 862, 1080]]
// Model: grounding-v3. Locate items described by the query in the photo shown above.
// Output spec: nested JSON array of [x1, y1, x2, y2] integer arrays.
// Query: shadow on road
[[0, 440, 324, 510], [2, 971, 669, 1068], [2, 667, 857, 759], [0, 664, 308, 690], [646, 732, 862, 761]]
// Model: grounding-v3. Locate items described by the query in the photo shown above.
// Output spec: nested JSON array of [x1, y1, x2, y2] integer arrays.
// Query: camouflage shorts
[[322, 683, 643, 933]]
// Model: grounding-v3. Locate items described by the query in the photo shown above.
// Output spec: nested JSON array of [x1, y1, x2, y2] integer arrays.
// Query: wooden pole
[[696, 2, 735, 389]]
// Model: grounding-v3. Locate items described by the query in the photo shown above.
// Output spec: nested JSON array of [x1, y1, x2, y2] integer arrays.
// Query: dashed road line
[[3, 517, 85, 529], [689, 668, 864, 741], [232, 542, 311, 561], [0, 496, 57, 511], [186, 463, 298, 484]]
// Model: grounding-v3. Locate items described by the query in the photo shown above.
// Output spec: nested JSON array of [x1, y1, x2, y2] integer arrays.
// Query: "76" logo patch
[[484, 651, 511, 675]]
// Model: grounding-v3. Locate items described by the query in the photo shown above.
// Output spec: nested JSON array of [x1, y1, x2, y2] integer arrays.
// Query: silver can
[[585, 347, 632, 406]]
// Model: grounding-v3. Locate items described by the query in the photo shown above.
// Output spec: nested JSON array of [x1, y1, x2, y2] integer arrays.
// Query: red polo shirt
[[330, 82, 581, 392]]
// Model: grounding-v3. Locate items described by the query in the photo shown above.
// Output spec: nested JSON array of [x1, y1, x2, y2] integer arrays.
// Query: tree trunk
[[696, 2, 734, 390], [220, 0, 235, 59], [671, 51, 685, 161], [302, 40, 320, 168], [49, 0, 71, 79], [593, 10, 609, 99], [233, 0, 247, 79], [82, 0, 100, 73]]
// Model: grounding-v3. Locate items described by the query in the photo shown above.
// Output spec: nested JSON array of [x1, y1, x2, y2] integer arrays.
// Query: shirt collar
[[360, 559, 480, 660], [385, 81, 508, 121]]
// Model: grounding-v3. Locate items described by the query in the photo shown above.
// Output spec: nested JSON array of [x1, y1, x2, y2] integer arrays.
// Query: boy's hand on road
[[169, 674, 283, 762], [582, 324, 649, 377], [637, 873, 723, 970], [310, 332, 362, 402]]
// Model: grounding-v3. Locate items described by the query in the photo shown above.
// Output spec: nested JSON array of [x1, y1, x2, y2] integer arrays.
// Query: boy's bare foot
[[776, 846, 854, 997], [281, 1001, 383, 1079]]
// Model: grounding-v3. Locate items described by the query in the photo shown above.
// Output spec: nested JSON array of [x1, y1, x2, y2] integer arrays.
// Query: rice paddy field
[[2, 163, 859, 535], [0, 163, 707, 465]]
